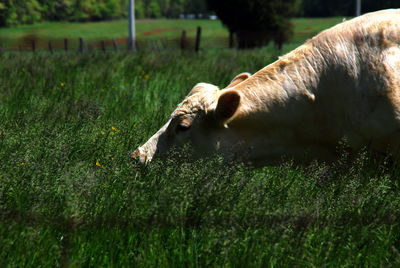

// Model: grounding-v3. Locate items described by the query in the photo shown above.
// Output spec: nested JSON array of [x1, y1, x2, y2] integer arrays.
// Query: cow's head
[[132, 73, 251, 164]]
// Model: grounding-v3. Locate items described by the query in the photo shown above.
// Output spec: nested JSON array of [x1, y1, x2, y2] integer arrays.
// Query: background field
[[1, 19, 400, 266], [0, 17, 344, 50]]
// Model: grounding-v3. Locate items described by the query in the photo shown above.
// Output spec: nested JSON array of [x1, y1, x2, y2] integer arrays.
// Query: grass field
[[2, 18, 400, 266], [0, 17, 345, 50]]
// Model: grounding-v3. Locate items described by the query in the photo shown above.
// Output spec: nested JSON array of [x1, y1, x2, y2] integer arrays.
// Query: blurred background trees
[[0, 0, 399, 27], [0, 0, 208, 26], [0, 0, 42, 26]]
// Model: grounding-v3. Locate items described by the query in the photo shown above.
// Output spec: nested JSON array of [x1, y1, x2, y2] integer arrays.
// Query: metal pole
[[128, 0, 136, 51], [356, 0, 361, 16]]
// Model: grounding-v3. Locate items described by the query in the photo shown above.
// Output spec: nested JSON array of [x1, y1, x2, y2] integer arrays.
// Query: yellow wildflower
[[111, 157, 115, 161], [21, 162, 24, 166], [71, 115, 75, 119], [96, 161, 104, 168], [144, 74, 150, 79], [111, 126, 117, 131], [61, 82, 65, 87]]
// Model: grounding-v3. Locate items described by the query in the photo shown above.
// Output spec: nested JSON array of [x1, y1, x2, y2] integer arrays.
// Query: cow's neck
[[232, 41, 349, 127], [241, 46, 320, 111], [228, 42, 353, 159]]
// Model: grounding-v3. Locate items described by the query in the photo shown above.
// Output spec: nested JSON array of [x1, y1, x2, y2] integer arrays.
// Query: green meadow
[[0, 17, 344, 50], [1, 18, 400, 266]]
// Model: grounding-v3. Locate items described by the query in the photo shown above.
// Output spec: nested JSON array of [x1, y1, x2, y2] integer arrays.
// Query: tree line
[[0, 0, 399, 27], [301, 0, 400, 17], [0, 0, 208, 26]]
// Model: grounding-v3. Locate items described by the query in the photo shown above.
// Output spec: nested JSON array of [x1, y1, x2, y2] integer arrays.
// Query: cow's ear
[[226, 72, 251, 88], [215, 90, 241, 122]]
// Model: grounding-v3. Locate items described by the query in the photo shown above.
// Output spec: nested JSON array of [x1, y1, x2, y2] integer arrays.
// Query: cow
[[132, 9, 400, 166]]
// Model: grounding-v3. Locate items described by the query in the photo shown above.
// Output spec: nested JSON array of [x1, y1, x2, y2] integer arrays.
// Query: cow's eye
[[177, 122, 190, 132]]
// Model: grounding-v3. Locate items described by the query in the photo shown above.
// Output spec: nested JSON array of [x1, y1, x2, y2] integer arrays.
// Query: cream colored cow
[[133, 9, 400, 165]]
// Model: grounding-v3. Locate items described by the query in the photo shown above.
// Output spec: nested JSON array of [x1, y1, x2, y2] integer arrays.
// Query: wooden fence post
[[64, 38, 68, 52], [180, 30, 186, 51], [195, 26, 201, 52], [229, 31, 234, 48], [79, 37, 84, 54], [88, 43, 93, 52], [101, 40, 106, 53], [48, 41, 53, 53], [32, 40, 36, 52], [161, 39, 167, 49], [135, 40, 139, 51], [151, 40, 158, 52], [112, 39, 118, 52]]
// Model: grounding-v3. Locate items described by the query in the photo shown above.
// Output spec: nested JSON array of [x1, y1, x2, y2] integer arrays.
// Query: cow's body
[[133, 9, 400, 165]]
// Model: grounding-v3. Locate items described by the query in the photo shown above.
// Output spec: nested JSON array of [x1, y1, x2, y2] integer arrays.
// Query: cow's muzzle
[[131, 148, 147, 164]]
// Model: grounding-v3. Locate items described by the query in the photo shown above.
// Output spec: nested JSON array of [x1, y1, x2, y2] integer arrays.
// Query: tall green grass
[[1, 49, 400, 266]]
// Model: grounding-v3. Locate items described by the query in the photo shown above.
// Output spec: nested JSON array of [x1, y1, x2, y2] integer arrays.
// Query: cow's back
[[312, 9, 400, 153], [233, 9, 400, 156]]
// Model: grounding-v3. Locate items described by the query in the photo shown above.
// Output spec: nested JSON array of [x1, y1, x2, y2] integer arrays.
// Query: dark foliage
[[1, 0, 399, 28], [301, 0, 400, 17], [206, 0, 300, 49]]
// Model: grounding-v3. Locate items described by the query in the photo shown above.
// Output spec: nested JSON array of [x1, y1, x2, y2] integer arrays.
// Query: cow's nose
[[131, 149, 146, 164]]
